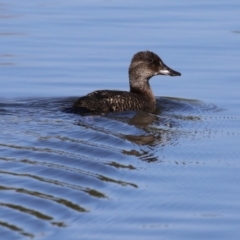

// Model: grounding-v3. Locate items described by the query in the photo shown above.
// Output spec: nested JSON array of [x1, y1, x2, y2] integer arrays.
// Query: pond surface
[[0, 0, 240, 239]]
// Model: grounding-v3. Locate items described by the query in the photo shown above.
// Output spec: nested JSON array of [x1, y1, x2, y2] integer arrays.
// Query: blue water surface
[[0, 0, 240, 239]]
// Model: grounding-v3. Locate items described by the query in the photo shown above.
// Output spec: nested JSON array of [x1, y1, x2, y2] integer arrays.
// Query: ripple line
[[0, 220, 34, 239], [0, 202, 53, 220], [0, 185, 88, 213], [0, 170, 107, 199]]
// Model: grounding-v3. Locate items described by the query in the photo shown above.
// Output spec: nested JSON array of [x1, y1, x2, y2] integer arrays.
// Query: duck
[[73, 51, 181, 114]]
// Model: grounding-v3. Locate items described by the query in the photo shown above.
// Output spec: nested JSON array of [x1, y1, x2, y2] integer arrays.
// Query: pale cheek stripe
[[159, 70, 170, 74]]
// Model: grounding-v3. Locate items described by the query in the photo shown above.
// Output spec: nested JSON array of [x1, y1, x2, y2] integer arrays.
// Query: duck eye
[[148, 58, 154, 63]]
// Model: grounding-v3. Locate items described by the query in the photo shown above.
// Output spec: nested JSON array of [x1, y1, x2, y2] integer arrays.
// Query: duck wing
[[73, 90, 130, 113]]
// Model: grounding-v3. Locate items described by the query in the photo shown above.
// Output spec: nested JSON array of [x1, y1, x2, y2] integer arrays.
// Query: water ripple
[[0, 97, 239, 239]]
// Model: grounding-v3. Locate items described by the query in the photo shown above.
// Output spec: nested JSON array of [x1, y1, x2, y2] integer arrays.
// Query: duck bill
[[159, 62, 181, 76]]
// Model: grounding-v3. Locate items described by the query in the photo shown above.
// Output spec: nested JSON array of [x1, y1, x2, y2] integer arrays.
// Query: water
[[1, 0, 240, 239]]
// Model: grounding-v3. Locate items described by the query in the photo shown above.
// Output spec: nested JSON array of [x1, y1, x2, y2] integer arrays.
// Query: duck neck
[[129, 75, 156, 103]]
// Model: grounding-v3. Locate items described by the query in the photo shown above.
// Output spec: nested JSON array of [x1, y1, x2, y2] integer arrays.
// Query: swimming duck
[[73, 51, 181, 114]]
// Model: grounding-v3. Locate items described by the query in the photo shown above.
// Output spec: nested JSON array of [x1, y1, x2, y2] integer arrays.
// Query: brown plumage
[[74, 51, 181, 114]]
